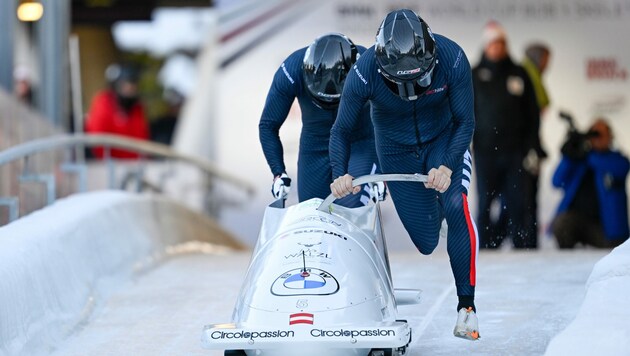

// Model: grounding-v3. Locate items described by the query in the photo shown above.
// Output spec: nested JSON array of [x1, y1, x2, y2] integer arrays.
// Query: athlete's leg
[[379, 150, 441, 255], [426, 137, 479, 340], [428, 147, 478, 304]]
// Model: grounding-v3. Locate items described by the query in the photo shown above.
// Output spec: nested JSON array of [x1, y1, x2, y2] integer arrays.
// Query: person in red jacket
[[85, 63, 149, 159]]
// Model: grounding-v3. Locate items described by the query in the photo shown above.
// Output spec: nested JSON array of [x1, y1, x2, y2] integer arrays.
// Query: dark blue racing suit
[[259, 46, 379, 207], [330, 35, 478, 298]]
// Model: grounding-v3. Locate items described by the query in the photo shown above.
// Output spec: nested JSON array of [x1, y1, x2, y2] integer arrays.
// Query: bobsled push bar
[[317, 173, 429, 213]]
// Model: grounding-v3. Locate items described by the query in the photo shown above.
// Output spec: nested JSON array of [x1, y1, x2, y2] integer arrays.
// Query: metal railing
[[0, 133, 256, 225]]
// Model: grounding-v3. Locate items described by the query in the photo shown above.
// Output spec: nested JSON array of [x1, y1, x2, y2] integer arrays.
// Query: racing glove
[[271, 173, 292, 200]]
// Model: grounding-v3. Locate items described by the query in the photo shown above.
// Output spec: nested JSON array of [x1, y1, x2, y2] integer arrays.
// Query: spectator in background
[[150, 88, 183, 145], [13, 65, 33, 105], [522, 44, 551, 114], [472, 21, 540, 249], [521, 43, 551, 246], [85, 63, 149, 159], [552, 118, 629, 248]]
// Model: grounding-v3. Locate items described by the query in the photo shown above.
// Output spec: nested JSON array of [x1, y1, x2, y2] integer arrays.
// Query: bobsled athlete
[[329, 9, 480, 340], [259, 33, 384, 207]]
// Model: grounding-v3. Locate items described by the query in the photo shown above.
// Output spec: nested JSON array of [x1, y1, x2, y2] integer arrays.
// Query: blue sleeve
[[443, 47, 475, 171], [330, 64, 371, 178], [552, 157, 580, 188], [587, 151, 630, 179], [259, 60, 300, 177]]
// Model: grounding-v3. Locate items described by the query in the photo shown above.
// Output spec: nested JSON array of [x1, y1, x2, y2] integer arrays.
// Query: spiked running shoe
[[453, 307, 480, 340]]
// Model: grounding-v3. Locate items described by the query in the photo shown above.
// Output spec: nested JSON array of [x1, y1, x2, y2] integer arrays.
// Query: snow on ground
[[1, 189, 627, 355], [545, 241, 630, 356]]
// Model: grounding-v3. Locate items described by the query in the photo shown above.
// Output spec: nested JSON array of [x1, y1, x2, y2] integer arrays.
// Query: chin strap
[[397, 81, 419, 101]]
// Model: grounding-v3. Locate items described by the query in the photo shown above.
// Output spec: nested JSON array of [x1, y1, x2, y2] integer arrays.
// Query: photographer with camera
[[552, 114, 629, 248]]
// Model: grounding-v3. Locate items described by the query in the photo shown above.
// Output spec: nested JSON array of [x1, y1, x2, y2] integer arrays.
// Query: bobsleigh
[[202, 174, 428, 356]]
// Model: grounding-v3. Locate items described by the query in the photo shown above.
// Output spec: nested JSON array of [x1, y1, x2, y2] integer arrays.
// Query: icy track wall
[[0, 191, 243, 355], [545, 240, 630, 355]]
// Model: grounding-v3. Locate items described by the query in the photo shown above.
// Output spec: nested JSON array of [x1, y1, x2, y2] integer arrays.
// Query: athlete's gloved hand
[[271, 173, 291, 200], [330, 174, 360, 199], [369, 181, 387, 202], [425, 165, 452, 193]]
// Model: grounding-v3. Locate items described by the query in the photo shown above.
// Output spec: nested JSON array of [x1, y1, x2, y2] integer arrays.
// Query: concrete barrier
[[0, 191, 244, 355]]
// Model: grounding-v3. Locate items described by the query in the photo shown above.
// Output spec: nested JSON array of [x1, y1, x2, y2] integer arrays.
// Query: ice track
[[52, 249, 605, 356]]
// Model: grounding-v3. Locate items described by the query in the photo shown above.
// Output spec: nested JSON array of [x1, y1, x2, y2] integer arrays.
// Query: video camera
[[559, 111, 600, 160]]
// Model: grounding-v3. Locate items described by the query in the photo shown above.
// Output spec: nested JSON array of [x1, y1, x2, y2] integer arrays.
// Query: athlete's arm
[[330, 64, 371, 179], [443, 48, 475, 171], [259, 62, 299, 177]]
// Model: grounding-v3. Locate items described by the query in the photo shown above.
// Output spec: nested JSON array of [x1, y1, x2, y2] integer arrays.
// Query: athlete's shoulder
[[356, 44, 369, 55], [435, 34, 469, 71], [357, 45, 376, 64], [276, 47, 307, 85], [351, 46, 377, 84], [434, 33, 463, 51], [284, 47, 307, 66]]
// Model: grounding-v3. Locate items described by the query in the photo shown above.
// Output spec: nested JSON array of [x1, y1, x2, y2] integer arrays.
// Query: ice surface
[[0, 189, 626, 356], [49, 249, 609, 356]]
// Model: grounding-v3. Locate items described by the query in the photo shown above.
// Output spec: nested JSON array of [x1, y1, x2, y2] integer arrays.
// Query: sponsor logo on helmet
[[397, 68, 422, 75]]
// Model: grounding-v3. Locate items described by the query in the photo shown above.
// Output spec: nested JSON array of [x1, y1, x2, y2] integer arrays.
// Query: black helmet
[[303, 33, 358, 109], [105, 63, 141, 85], [375, 9, 437, 101]]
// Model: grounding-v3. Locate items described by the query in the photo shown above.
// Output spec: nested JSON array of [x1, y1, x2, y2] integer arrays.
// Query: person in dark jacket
[[552, 118, 629, 248], [329, 9, 479, 340], [472, 21, 540, 249], [259, 33, 382, 207]]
